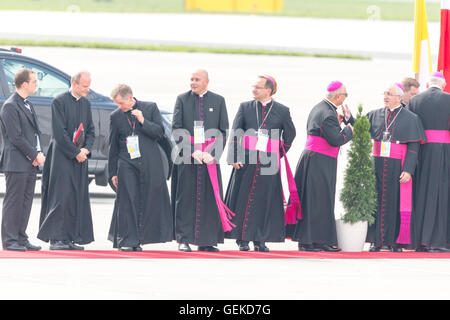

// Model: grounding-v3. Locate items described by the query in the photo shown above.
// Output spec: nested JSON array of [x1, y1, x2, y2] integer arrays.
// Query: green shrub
[[339, 105, 376, 225]]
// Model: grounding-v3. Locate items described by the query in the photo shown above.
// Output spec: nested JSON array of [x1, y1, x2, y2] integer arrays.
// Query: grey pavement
[[0, 10, 442, 59], [3, 196, 450, 300]]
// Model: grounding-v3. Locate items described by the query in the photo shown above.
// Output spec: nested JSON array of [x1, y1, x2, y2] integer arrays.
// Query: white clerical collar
[[70, 90, 81, 101], [387, 104, 402, 112], [325, 98, 338, 109], [261, 98, 272, 106], [199, 90, 208, 98]]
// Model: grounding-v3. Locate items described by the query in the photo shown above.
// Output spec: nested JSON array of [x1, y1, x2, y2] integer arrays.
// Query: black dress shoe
[[254, 242, 269, 252], [369, 243, 381, 252], [320, 244, 341, 252], [5, 243, 27, 251], [298, 243, 321, 252], [198, 246, 219, 252], [119, 245, 142, 252], [238, 241, 250, 251], [178, 243, 192, 252], [22, 241, 41, 251], [119, 247, 134, 252], [390, 246, 403, 252], [49, 241, 71, 250], [67, 242, 84, 250], [423, 247, 450, 253]]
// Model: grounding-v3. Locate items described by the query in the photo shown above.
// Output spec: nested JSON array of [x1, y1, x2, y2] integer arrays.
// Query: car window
[[0, 58, 69, 98]]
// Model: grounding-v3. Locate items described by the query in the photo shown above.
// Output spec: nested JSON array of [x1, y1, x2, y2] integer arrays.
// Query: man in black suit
[[0, 68, 45, 251]]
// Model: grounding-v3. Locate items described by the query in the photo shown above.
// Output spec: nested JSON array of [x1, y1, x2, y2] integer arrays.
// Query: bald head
[[71, 70, 91, 99], [194, 69, 208, 79], [190, 69, 209, 95], [71, 71, 91, 85]]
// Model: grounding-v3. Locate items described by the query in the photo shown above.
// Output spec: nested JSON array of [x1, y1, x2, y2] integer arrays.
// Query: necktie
[[23, 99, 31, 111]]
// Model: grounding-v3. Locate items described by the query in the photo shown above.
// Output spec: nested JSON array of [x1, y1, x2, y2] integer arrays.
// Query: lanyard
[[127, 113, 136, 136], [255, 100, 273, 130], [384, 106, 403, 132]]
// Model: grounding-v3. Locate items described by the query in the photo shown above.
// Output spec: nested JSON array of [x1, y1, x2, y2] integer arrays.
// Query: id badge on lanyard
[[256, 129, 269, 152], [125, 114, 141, 159], [255, 101, 273, 152], [380, 141, 391, 157], [126, 135, 141, 159], [194, 121, 205, 144], [380, 131, 391, 157]]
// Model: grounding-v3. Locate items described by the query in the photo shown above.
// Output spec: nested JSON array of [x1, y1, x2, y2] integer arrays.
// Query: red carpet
[[1, 250, 450, 259]]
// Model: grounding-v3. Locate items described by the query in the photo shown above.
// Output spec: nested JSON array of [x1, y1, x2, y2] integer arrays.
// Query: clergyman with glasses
[[366, 83, 426, 252]]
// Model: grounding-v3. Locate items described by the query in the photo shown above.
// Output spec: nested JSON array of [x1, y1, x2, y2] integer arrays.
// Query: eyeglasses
[[340, 93, 348, 97], [253, 86, 267, 90], [383, 91, 400, 97]]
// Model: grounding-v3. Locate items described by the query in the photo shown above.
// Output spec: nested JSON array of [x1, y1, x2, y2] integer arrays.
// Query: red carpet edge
[[1, 250, 450, 259]]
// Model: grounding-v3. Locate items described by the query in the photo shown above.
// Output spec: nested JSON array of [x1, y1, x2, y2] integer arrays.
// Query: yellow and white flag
[[413, 0, 433, 91]]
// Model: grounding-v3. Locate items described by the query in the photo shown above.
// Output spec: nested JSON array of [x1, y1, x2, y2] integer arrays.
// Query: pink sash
[[305, 135, 340, 158], [372, 141, 411, 244], [243, 135, 302, 224], [425, 130, 450, 144], [189, 136, 236, 232]]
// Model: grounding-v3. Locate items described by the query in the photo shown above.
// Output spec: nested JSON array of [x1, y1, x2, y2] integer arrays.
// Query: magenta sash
[[242, 135, 302, 224], [189, 136, 236, 232], [372, 141, 411, 244], [425, 130, 450, 144], [305, 135, 340, 158]]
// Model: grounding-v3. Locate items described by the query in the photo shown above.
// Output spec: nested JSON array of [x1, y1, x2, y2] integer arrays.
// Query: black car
[[0, 47, 173, 186]]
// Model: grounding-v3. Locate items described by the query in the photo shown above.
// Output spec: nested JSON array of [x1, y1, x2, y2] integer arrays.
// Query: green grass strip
[[0, 39, 371, 60]]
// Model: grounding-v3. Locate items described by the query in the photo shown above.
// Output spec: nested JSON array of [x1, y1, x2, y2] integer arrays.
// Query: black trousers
[[1, 172, 36, 248]]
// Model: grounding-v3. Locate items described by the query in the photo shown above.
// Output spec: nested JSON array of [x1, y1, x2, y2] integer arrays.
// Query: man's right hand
[[76, 150, 88, 163], [111, 176, 118, 188], [32, 152, 46, 166], [192, 150, 204, 163], [347, 123, 354, 134], [342, 104, 352, 120], [232, 162, 244, 170]]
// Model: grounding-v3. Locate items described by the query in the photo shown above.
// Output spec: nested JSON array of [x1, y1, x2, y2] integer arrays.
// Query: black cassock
[[171, 90, 229, 246], [408, 87, 450, 248], [38, 91, 95, 245], [366, 106, 426, 247], [107, 100, 173, 248], [224, 100, 296, 243], [288, 99, 353, 246]]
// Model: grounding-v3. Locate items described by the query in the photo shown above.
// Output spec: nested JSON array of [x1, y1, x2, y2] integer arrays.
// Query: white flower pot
[[336, 219, 368, 252]]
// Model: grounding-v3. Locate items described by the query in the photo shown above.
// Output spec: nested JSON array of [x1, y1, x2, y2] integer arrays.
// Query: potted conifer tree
[[336, 105, 377, 252]]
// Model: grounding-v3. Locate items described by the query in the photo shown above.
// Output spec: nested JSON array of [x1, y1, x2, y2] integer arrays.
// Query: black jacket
[[0, 92, 41, 172]]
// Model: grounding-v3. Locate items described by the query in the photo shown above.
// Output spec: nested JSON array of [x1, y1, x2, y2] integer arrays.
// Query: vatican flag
[[413, 0, 433, 91]]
